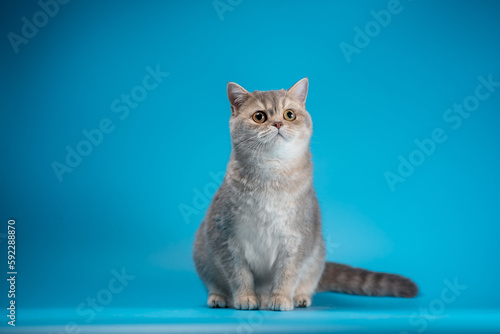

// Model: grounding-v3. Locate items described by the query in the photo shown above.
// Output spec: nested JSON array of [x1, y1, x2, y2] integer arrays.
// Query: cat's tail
[[316, 262, 418, 298]]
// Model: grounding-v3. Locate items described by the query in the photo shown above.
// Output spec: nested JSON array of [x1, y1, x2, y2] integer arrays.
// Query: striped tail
[[316, 262, 418, 298]]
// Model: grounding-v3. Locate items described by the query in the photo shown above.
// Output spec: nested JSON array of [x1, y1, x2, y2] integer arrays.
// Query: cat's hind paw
[[293, 294, 311, 308], [207, 294, 227, 308]]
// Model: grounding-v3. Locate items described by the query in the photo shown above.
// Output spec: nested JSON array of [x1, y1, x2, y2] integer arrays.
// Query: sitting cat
[[193, 78, 418, 311]]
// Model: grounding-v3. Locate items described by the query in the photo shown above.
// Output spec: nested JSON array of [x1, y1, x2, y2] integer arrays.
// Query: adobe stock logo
[[178, 171, 225, 224], [52, 64, 169, 183], [385, 74, 499, 192], [213, 0, 243, 21], [401, 277, 467, 334], [339, 0, 413, 64], [7, 0, 70, 54], [48, 267, 135, 334]]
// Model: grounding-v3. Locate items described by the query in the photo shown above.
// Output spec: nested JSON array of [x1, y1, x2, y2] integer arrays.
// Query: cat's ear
[[288, 78, 308, 106], [227, 82, 250, 114]]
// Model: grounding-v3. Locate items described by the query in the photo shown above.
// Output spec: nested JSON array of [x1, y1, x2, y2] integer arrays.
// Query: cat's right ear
[[227, 82, 250, 115]]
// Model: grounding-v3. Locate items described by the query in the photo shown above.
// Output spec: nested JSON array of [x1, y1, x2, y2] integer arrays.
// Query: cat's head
[[227, 78, 312, 160]]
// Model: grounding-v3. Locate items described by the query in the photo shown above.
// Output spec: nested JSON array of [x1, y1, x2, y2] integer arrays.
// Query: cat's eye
[[252, 111, 267, 123], [283, 110, 296, 121]]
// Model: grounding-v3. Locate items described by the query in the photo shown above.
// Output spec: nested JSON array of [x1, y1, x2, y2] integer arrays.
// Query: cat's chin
[[273, 131, 289, 142], [266, 134, 288, 147]]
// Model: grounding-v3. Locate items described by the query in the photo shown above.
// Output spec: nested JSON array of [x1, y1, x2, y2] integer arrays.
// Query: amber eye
[[284, 110, 296, 121], [252, 111, 267, 123]]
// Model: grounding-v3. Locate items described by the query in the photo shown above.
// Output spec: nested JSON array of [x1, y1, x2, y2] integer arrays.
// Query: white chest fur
[[234, 188, 301, 278]]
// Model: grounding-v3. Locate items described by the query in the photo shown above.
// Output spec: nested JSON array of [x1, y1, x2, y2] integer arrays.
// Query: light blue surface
[[1, 0, 500, 333]]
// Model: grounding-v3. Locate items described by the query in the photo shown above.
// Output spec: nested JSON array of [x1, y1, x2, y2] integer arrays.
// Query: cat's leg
[[203, 235, 259, 309], [207, 287, 229, 308], [199, 217, 259, 310], [268, 260, 299, 310], [267, 236, 305, 311], [193, 226, 231, 308], [204, 268, 231, 308], [293, 273, 318, 308], [293, 248, 326, 308], [269, 238, 326, 311], [222, 255, 259, 310]]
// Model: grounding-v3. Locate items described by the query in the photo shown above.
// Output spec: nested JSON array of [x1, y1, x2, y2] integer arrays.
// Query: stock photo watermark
[[224, 310, 266, 334], [51, 64, 169, 183], [47, 267, 135, 334], [385, 74, 500, 192], [213, 0, 243, 21], [178, 171, 224, 224], [7, 0, 70, 54], [6, 220, 16, 327], [324, 235, 341, 255], [401, 277, 467, 334], [339, 0, 413, 64]]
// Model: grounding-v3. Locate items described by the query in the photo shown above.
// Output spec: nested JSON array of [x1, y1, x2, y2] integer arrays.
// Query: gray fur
[[193, 78, 418, 311]]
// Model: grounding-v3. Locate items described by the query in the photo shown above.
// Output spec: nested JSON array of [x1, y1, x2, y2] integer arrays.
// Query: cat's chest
[[234, 189, 300, 275], [235, 188, 297, 229]]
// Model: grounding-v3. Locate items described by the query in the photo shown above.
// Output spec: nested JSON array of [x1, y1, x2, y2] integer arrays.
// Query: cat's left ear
[[227, 82, 250, 115], [288, 78, 308, 106]]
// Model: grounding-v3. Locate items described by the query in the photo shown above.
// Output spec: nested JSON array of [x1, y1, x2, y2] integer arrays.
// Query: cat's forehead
[[247, 90, 297, 116]]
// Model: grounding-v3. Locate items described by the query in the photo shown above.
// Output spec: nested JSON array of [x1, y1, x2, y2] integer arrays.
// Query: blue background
[[1, 0, 500, 333]]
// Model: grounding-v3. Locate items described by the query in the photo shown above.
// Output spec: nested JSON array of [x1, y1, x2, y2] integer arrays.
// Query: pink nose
[[273, 122, 283, 129]]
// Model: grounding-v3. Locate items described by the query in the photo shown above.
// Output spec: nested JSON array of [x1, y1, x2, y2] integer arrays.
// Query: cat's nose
[[272, 122, 283, 129]]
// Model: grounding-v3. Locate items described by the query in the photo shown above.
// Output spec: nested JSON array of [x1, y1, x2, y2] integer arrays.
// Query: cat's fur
[[193, 78, 418, 311]]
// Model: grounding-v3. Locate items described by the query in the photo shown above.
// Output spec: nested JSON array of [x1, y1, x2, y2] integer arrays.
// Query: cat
[[193, 78, 418, 311]]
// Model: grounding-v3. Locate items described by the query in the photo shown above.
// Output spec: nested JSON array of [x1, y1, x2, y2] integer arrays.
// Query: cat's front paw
[[233, 295, 259, 310], [268, 294, 294, 311]]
